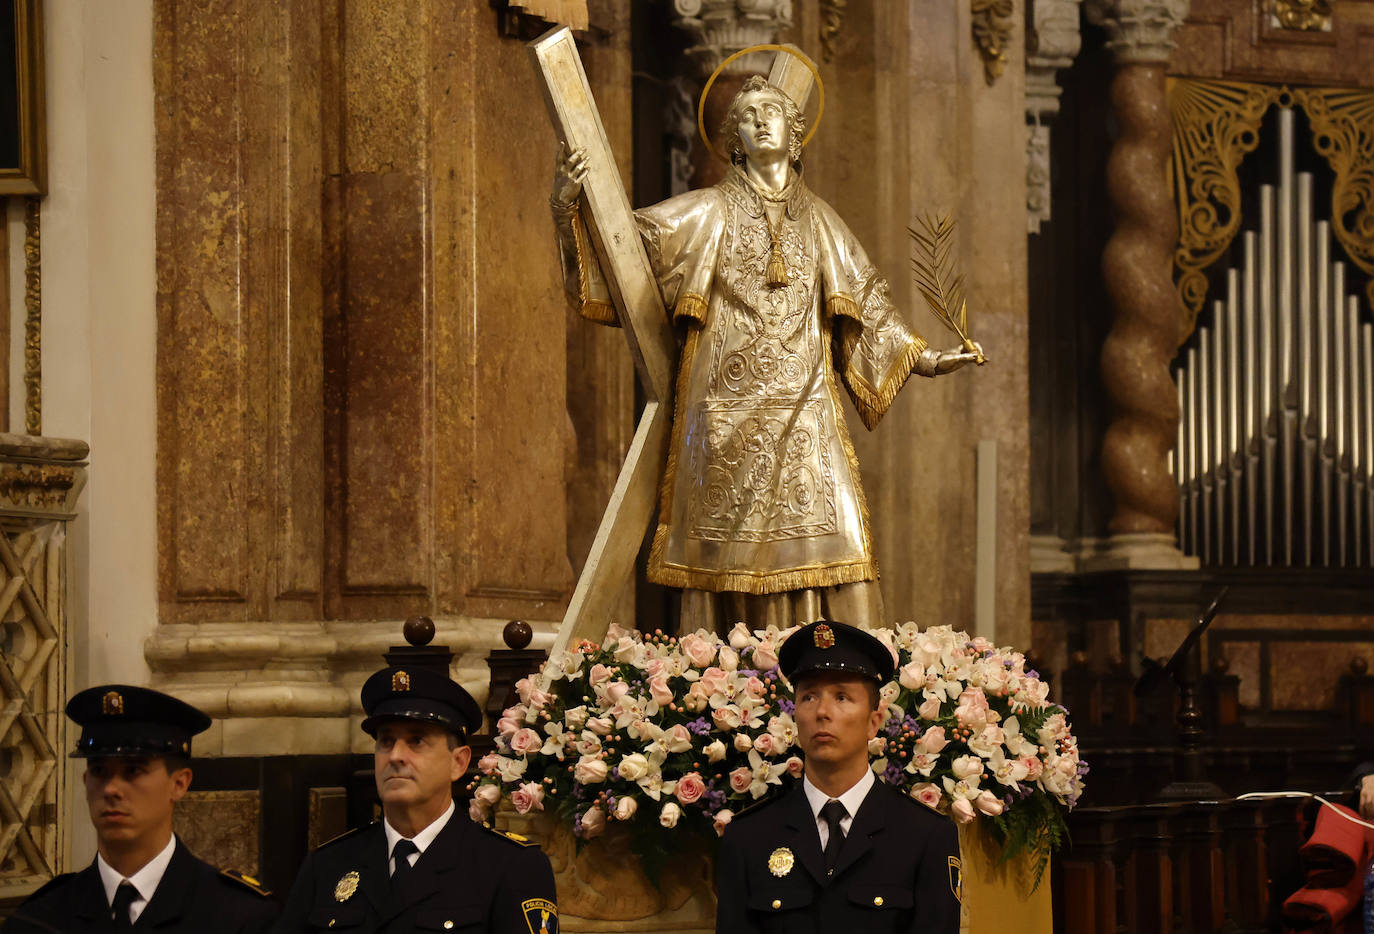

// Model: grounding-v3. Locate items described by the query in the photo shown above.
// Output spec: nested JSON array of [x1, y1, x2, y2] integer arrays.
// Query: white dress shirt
[[96, 833, 177, 924], [802, 768, 875, 849], [383, 799, 456, 875]]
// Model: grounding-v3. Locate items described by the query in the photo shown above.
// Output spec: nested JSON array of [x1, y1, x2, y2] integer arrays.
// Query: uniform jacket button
[[444, 923, 454, 930], [873, 896, 884, 907], [327, 921, 336, 928], [771, 899, 782, 910]]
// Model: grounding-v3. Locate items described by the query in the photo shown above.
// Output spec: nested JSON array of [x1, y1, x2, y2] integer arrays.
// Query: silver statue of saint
[[550, 76, 981, 629]]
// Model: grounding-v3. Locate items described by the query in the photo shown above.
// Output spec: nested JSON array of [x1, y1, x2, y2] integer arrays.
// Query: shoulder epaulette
[[731, 793, 784, 822], [220, 869, 272, 898], [24, 872, 76, 901], [316, 822, 373, 850], [480, 822, 538, 847]]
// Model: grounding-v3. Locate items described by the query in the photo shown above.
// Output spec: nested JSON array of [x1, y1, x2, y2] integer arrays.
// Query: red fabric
[[1282, 804, 1374, 932]]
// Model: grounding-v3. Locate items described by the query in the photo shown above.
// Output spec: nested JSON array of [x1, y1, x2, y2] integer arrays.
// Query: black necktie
[[820, 799, 848, 873], [390, 839, 418, 888], [111, 881, 138, 932]]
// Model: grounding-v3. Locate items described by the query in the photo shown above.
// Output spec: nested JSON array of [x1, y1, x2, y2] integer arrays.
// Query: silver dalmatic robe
[[555, 167, 928, 597]]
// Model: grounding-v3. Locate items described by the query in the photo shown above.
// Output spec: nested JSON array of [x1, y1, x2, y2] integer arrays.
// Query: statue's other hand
[[553, 142, 589, 206], [935, 341, 987, 374]]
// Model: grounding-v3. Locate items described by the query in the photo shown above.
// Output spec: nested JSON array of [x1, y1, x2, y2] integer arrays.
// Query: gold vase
[[956, 821, 1054, 933]]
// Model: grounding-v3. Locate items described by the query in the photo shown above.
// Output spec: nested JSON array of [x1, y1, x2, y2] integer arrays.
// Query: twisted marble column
[[1085, 0, 1196, 567]]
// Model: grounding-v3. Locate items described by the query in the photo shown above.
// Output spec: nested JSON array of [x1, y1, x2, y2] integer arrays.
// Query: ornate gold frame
[[0, 0, 46, 196], [1170, 78, 1374, 341]]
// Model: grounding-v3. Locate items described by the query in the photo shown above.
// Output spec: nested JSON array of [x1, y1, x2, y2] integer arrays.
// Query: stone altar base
[[498, 810, 1053, 932]]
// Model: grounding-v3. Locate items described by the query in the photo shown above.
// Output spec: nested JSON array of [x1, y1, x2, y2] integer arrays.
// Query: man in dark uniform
[[4, 685, 278, 934], [715, 621, 963, 934], [273, 666, 558, 933]]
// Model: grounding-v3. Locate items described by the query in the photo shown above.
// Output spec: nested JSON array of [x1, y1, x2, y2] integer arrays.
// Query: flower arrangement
[[470, 621, 1084, 885]]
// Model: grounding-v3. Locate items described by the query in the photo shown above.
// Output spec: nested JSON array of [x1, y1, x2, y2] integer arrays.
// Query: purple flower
[[778, 699, 795, 715]]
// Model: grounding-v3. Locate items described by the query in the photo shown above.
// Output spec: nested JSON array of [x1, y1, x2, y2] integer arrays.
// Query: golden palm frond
[[908, 212, 973, 348]]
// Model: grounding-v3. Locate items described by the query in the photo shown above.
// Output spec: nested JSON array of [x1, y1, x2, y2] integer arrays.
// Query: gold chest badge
[[334, 870, 360, 902], [767, 847, 794, 877]]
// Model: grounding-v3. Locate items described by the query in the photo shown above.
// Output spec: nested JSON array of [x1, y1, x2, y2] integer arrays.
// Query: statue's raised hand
[[915, 340, 988, 377], [553, 142, 589, 207]]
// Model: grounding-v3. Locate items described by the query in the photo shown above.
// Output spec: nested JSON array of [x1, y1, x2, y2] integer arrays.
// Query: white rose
[[733, 733, 754, 752], [618, 753, 650, 782], [659, 802, 682, 828], [474, 784, 502, 807], [615, 796, 638, 821], [705, 739, 727, 762]]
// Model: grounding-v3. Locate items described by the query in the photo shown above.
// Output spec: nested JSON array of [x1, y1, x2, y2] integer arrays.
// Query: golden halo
[[696, 44, 825, 164]]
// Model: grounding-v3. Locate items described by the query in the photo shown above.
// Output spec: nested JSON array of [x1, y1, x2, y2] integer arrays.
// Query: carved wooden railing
[[0, 435, 87, 902], [1055, 792, 1351, 933]]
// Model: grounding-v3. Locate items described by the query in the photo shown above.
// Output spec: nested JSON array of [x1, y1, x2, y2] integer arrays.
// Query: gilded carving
[[972, 0, 1015, 85], [23, 197, 40, 435], [1170, 79, 1374, 336], [1270, 0, 1332, 31], [1290, 87, 1374, 308], [819, 0, 846, 64], [0, 464, 78, 510], [1169, 79, 1282, 340]]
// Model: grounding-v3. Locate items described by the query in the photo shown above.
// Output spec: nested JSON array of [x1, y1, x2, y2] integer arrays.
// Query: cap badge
[[334, 870, 360, 902], [392, 670, 411, 692], [102, 690, 124, 716], [768, 846, 794, 877], [813, 624, 835, 649]]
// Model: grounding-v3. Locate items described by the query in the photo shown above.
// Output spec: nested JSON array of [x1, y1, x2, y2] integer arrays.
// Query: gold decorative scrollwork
[[819, 0, 846, 64], [1169, 79, 1281, 341], [971, 0, 1014, 85], [1291, 87, 1374, 308], [1270, 0, 1331, 31], [24, 196, 40, 436]]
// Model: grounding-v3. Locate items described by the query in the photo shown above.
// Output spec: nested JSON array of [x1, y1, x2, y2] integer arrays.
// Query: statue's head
[[720, 75, 807, 168]]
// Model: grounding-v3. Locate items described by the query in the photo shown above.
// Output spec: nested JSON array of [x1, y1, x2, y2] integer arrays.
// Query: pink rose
[[648, 674, 674, 707], [474, 783, 502, 807], [916, 726, 948, 754], [679, 632, 717, 668], [477, 754, 500, 775], [785, 756, 804, 778], [676, 771, 707, 805], [950, 797, 976, 823], [604, 681, 631, 704], [911, 782, 942, 811], [718, 646, 740, 671], [496, 716, 520, 739], [665, 724, 694, 753], [752, 642, 779, 672], [586, 716, 613, 735], [955, 687, 991, 726], [898, 662, 926, 691], [614, 796, 638, 821], [580, 806, 606, 838], [713, 809, 735, 836], [729, 767, 753, 794], [1019, 756, 1044, 781], [509, 728, 543, 756], [699, 667, 730, 697], [745, 676, 766, 698], [951, 755, 983, 781], [684, 682, 710, 712], [574, 756, 609, 784], [975, 789, 1003, 816], [645, 657, 666, 677], [511, 781, 546, 814], [713, 704, 744, 730], [752, 732, 778, 757], [468, 799, 488, 823], [918, 694, 943, 720], [659, 802, 683, 828], [515, 677, 549, 709], [588, 664, 613, 685]]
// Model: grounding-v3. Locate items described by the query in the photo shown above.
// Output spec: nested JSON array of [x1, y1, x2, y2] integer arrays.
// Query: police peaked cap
[[360, 666, 483, 739], [779, 620, 896, 685], [66, 684, 211, 759]]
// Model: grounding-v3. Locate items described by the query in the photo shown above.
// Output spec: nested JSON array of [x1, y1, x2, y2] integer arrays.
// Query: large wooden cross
[[528, 28, 814, 659]]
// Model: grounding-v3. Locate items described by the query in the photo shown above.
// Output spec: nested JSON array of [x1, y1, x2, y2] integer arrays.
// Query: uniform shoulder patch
[[522, 896, 558, 933], [220, 869, 272, 898], [481, 821, 538, 847], [316, 822, 371, 850]]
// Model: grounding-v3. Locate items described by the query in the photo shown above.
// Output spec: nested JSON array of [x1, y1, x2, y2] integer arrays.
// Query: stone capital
[[672, 0, 794, 75], [1084, 0, 1189, 64]]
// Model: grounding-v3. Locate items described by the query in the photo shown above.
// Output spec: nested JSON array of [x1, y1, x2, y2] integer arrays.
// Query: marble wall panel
[[1171, 0, 1374, 85], [173, 790, 261, 877]]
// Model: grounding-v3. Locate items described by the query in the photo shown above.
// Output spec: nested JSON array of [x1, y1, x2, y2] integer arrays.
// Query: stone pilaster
[[1025, 0, 1082, 233], [1083, 0, 1198, 570]]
